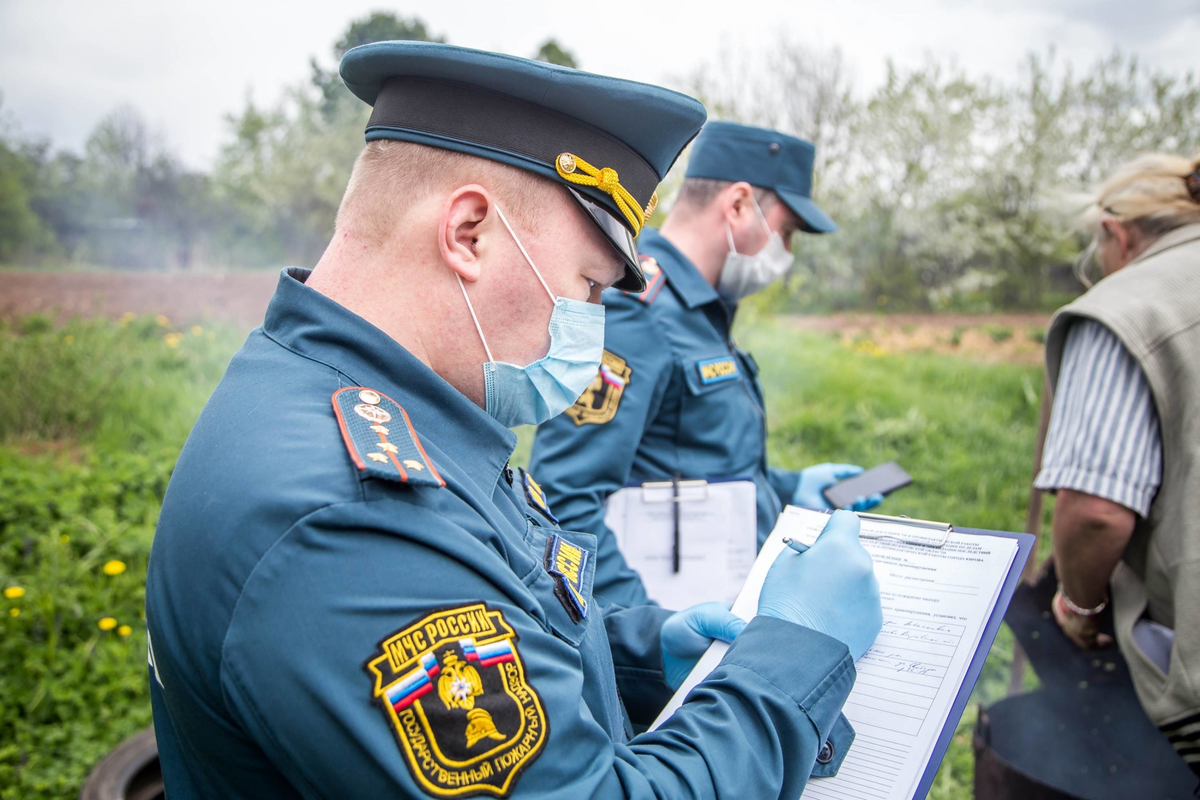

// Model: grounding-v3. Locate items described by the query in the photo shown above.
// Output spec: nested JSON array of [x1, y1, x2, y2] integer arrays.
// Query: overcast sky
[[2, 0, 1198, 169]]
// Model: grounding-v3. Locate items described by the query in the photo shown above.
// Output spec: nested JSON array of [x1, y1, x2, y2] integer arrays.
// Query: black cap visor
[[566, 188, 645, 292]]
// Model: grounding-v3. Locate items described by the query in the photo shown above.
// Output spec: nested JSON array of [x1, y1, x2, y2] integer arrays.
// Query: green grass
[[2, 312, 1051, 799]]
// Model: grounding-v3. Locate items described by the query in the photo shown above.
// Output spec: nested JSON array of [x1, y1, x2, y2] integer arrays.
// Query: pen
[[672, 471, 681, 573], [780, 536, 810, 554]]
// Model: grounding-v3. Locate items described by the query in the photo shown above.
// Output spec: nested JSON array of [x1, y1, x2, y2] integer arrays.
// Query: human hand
[[792, 463, 883, 512], [661, 601, 748, 689], [1051, 589, 1113, 649], [758, 510, 882, 660]]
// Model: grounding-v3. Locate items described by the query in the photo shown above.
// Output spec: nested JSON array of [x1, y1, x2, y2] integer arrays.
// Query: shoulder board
[[332, 387, 445, 488], [624, 255, 667, 305], [519, 467, 558, 524]]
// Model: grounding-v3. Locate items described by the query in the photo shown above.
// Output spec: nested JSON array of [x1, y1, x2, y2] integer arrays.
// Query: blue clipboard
[[910, 526, 1035, 800]]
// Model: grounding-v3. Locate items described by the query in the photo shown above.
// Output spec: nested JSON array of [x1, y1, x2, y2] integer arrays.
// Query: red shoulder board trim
[[332, 387, 445, 488], [626, 255, 666, 304]]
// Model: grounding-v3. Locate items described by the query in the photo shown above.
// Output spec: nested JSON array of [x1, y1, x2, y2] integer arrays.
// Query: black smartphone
[[822, 461, 913, 509]]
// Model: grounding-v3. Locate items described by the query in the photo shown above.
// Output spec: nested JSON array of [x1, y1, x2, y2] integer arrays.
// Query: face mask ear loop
[[456, 274, 495, 362], [725, 222, 738, 255], [751, 194, 774, 240], [494, 204, 557, 306]]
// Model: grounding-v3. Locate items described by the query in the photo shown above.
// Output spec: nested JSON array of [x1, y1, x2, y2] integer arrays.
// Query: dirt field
[[1, 271, 1053, 363], [1, 271, 279, 327], [789, 312, 1052, 364]]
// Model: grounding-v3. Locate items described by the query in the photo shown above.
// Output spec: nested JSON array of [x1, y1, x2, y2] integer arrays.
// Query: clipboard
[[603, 477, 758, 609], [909, 524, 1033, 800], [649, 508, 1034, 799], [807, 510, 1034, 799]]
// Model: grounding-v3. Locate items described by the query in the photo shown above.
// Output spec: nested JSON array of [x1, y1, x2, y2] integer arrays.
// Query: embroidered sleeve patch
[[696, 357, 739, 385], [364, 604, 548, 797], [333, 387, 445, 488], [519, 468, 558, 524], [565, 350, 631, 426], [544, 535, 589, 623]]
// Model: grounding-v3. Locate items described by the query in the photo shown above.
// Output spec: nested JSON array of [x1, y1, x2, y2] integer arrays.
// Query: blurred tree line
[[0, 13, 577, 273], [682, 38, 1200, 311], [2, 14, 1198, 311]]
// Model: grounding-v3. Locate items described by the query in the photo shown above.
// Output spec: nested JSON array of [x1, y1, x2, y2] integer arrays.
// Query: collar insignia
[[565, 349, 631, 427], [544, 535, 589, 623], [519, 468, 558, 524], [333, 387, 445, 487], [364, 603, 547, 797]]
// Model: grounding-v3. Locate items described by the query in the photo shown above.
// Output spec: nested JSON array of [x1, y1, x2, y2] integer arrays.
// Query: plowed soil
[[2, 271, 279, 327]]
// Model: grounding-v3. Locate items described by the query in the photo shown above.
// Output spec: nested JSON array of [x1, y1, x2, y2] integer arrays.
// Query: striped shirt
[[1035, 319, 1163, 517]]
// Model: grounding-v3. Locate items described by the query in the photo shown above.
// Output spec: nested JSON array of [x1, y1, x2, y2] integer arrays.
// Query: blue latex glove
[[792, 463, 884, 512], [660, 601, 748, 689], [758, 509, 883, 660]]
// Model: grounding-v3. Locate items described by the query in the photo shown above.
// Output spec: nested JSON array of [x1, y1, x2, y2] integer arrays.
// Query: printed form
[[651, 506, 1019, 800]]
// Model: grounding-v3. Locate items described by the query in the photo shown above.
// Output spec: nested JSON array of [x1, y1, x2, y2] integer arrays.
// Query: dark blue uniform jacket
[[145, 268, 854, 799], [531, 228, 802, 608]]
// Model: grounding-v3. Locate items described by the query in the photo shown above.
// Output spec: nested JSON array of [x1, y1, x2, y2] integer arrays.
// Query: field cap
[[340, 41, 709, 291], [685, 120, 837, 234]]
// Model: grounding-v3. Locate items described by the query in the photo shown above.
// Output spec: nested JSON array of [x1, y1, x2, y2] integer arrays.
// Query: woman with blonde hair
[[1035, 150, 1200, 781]]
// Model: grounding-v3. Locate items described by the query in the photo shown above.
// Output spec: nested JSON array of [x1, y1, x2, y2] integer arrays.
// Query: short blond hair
[[336, 141, 560, 242], [1084, 152, 1200, 239]]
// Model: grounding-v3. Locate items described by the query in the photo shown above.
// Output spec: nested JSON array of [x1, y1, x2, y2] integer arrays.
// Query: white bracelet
[[1057, 584, 1108, 617]]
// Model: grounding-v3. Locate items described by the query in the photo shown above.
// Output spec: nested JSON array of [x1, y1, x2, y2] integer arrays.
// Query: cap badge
[[556, 152, 647, 235]]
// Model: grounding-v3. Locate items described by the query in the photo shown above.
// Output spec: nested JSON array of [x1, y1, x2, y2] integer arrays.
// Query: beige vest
[[1045, 223, 1200, 732]]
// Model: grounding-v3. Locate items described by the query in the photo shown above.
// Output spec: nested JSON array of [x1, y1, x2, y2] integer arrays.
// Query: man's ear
[[439, 185, 491, 283], [721, 182, 755, 225]]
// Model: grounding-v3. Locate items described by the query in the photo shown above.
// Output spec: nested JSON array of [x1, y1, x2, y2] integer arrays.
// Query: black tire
[[79, 727, 163, 800]]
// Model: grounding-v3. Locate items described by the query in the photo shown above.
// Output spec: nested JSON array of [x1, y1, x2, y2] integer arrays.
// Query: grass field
[[0, 310, 1050, 799]]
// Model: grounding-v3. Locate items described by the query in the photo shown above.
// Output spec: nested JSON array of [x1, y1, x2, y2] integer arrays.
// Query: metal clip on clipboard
[[640, 478, 710, 573], [855, 511, 953, 548]]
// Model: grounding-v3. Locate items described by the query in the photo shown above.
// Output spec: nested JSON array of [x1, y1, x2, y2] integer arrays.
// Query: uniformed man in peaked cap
[[532, 121, 884, 608], [145, 43, 881, 798]]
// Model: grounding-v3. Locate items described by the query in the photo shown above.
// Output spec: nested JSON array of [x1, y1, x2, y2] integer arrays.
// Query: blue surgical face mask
[[457, 205, 606, 428]]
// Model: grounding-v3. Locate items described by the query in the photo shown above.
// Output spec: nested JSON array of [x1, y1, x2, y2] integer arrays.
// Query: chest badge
[[332, 387, 445, 488], [519, 468, 558, 524], [364, 604, 547, 797], [565, 349, 631, 426], [544, 535, 589, 623], [696, 356, 739, 385]]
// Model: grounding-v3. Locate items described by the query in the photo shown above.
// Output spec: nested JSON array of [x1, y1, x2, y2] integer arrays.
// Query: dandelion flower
[[156, 314, 170, 327], [63, 335, 75, 345], [118, 625, 132, 637], [191, 325, 203, 336], [60, 534, 70, 544], [164, 332, 183, 349], [3, 586, 24, 599], [98, 617, 118, 631], [9, 608, 19, 618], [103, 560, 127, 576]]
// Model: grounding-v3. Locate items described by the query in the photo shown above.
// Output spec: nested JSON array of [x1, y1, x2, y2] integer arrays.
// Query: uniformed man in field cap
[[532, 120, 883, 608], [145, 42, 881, 799]]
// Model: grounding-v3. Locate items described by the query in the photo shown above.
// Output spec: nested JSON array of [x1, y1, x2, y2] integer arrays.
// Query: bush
[[981, 324, 1014, 344], [0, 448, 171, 798], [0, 315, 242, 799], [0, 314, 242, 448]]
